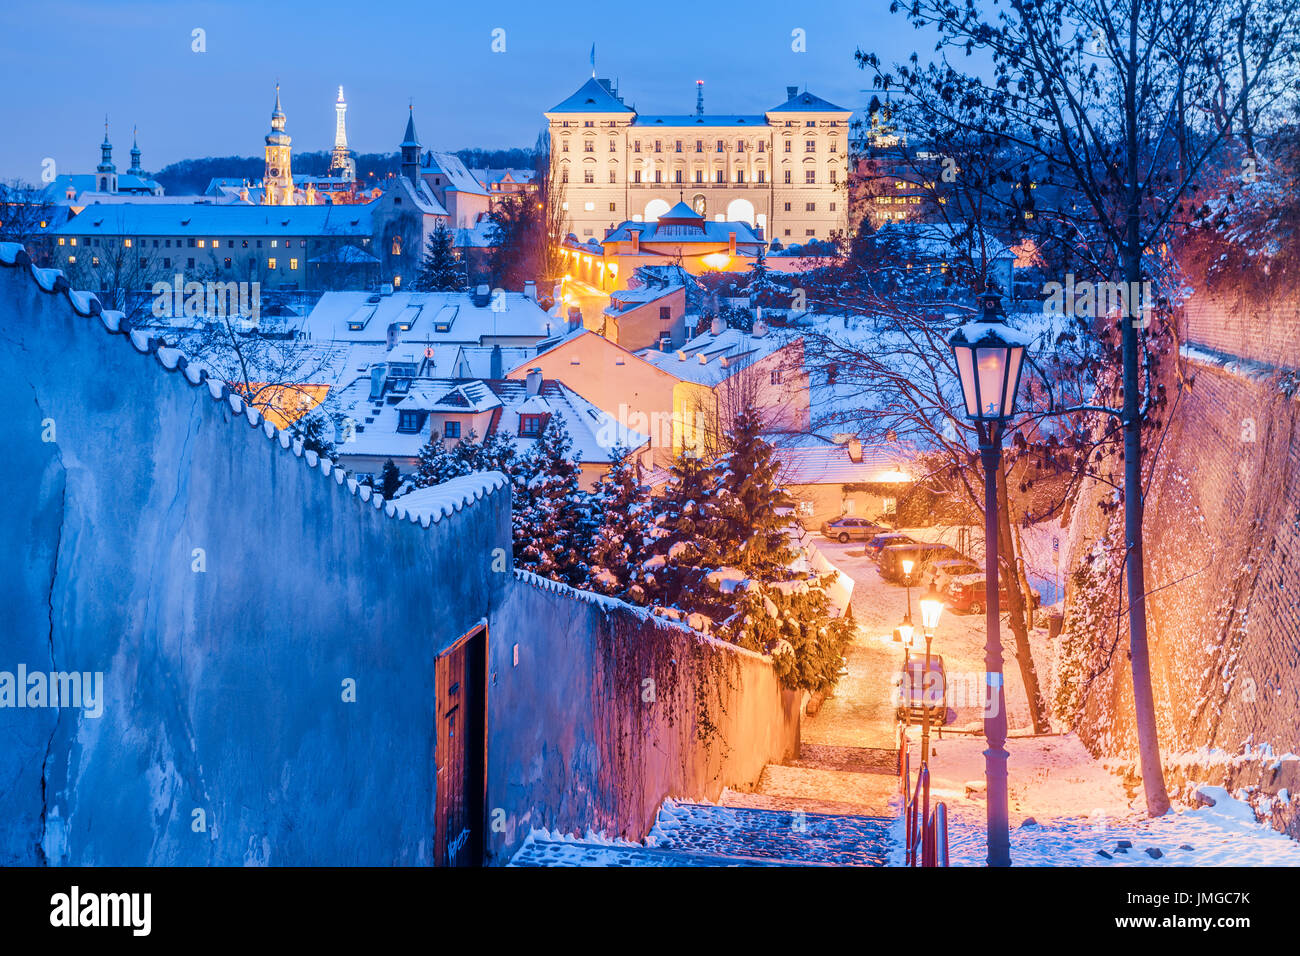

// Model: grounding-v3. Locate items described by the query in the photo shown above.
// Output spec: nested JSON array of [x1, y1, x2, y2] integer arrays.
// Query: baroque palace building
[[545, 76, 851, 244]]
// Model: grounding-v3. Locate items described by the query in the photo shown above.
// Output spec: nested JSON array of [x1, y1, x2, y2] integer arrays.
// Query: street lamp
[[917, 582, 945, 770], [895, 614, 915, 740], [902, 557, 915, 620], [947, 287, 1028, 868]]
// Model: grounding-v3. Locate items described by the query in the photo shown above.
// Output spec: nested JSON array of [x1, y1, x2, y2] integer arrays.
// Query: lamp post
[[947, 287, 1028, 869], [902, 557, 915, 621], [918, 583, 945, 769], [895, 615, 915, 739]]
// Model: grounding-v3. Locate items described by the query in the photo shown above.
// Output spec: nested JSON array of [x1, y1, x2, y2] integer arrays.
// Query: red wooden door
[[434, 626, 486, 866]]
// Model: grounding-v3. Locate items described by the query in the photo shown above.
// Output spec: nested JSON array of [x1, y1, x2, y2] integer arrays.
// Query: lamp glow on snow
[[948, 290, 1029, 422], [919, 584, 945, 631]]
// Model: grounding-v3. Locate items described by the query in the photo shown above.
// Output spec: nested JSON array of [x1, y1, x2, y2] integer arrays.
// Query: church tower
[[400, 106, 421, 189], [328, 86, 357, 182], [128, 126, 143, 177], [263, 84, 294, 205], [96, 119, 117, 193]]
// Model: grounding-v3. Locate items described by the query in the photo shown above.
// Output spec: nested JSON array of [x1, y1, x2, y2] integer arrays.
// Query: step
[[648, 799, 892, 867], [510, 838, 797, 867], [752, 763, 900, 816]]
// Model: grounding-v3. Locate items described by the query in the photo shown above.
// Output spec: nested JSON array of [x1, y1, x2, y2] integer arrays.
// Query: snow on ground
[[895, 733, 1300, 866]]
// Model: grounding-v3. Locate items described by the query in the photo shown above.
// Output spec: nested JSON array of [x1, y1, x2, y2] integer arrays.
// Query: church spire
[[129, 125, 142, 176], [400, 105, 421, 189]]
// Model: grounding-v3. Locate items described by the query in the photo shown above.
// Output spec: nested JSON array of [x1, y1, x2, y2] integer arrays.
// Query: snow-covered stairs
[[510, 744, 899, 866]]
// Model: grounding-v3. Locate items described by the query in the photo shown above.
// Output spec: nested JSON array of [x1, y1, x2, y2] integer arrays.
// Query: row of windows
[[68, 255, 300, 270], [557, 119, 843, 129], [565, 168, 837, 185], [58, 236, 325, 250], [564, 138, 839, 155]]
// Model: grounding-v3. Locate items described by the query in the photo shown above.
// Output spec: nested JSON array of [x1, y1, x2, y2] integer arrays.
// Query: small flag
[[590, 43, 596, 76]]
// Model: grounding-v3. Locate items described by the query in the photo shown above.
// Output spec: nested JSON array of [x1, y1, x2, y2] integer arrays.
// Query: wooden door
[[434, 625, 486, 867]]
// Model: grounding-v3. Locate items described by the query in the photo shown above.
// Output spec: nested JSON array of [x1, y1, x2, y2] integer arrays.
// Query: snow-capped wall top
[[0, 241, 507, 531]]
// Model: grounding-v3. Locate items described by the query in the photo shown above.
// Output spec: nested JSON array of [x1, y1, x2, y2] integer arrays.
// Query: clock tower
[[263, 84, 294, 205]]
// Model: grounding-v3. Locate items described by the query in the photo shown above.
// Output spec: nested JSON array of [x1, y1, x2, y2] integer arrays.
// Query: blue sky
[[0, 0, 934, 180]]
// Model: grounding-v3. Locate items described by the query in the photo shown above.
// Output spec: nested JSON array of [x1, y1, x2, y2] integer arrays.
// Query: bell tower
[[400, 106, 421, 189], [263, 84, 294, 205], [96, 118, 117, 193]]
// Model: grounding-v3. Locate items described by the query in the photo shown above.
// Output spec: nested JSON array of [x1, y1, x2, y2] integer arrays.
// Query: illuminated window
[[70, 238, 77, 246], [268, 257, 277, 269], [393, 275, 401, 288], [391, 236, 401, 256], [92, 256, 99, 266], [224, 257, 232, 268], [124, 238, 132, 248], [290, 258, 298, 270], [58, 237, 65, 245], [271, 240, 278, 248], [197, 240, 205, 248], [67, 255, 76, 263]]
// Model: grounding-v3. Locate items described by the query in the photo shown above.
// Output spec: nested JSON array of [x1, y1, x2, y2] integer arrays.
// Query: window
[[784, 140, 792, 153], [806, 121, 816, 128], [268, 257, 277, 269], [609, 171, 617, 183], [561, 169, 569, 183], [242, 240, 248, 248], [882, 497, 898, 516], [829, 169, 838, 184], [715, 170, 725, 183], [783, 202, 791, 212], [784, 171, 792, 184], [653, 170, 662, 183], [758, 141, 766, 153], [770, 369, 782, 384], [736, 141, 745, 153], [805, 170, 816, 184], [675, 140, 682, 152], [695, 140, 703, 152], [830, 202, 837, 211], [67, 255, 76, 263], [163, 257, 171, 268], [271, 240, 278, 248], [223, 257, 232, 269], [829, 140, 838, 153], [658, 331, 672, 350], [843, 499, 855, 514], [519, 414, 545, 437], [397, 411, 423, 433], [583, 140, 593, 152], [633, 140, 641, 152], [757, 170, 766, 183], [583, 170, 594, 184], [736, 170, 745, 183], [187, 257, 195, 268], [609, 202, 617, 211], [694, 170, 703, 183], [659, 306, 671, 320], [229, 240, 235, 248], [583, 120, 594, 128], [716, 139, 724, 152], [805, 140, 816, 153], [674, 170, 683, 183], [609, 140, 616, 151], [633, 170, 641, 184], [562, 141, 569, 152], [391, 236, 401, 256], [187, 238, 195, 247], [140, 258, 147, 269], [654, 140, 661, 152], [444, 420, 461, 438], [124, 238, 132, 248], [806, 202, 815, 212], [290, 258, 298, 270], [806, 229, 815, 236]]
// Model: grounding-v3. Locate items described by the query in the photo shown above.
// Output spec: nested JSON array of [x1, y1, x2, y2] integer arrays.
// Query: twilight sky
[[0, 0, 937, 181]]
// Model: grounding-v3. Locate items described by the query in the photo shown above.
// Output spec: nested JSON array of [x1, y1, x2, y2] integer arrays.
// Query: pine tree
[[512, 415, 593, 586], [379, 459, 402, 499], [413, 427, 518, 489], [414, 221, 465, 292], [643, 449, 727, 620], [292, 410, 335, 461], [587, 447, 656, 604]]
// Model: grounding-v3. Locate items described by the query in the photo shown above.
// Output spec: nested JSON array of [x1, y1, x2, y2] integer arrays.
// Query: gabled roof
[[301, 290, 561, 345], [635, 325, 796, 385], [633, 114, 766, 127], [547, 77, 633, 114], [771, 434, 916, 486], [54, 202, 375, 237], [767, 89, 851, 113], [420, 151, 489, 196]]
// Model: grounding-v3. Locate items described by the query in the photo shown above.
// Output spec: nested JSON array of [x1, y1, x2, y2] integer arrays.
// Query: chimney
[[523, 280, 537, 300], [710, 315, 725, 336], [369, 364, 386, 400], [786, 85, 798, 99], [471, 284, 490, 307], [568, 306, 583, 330], [752, 317, 768, 338], [847, 437, 863, 463], [630, 229, 639, 253], [489, 343, 503, 379], [525, 367, 543, 396], [728, 232, 736, 256]]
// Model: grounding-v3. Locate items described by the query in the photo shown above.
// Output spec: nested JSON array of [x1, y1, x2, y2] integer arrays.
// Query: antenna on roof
[[695, 79, 704, 117]]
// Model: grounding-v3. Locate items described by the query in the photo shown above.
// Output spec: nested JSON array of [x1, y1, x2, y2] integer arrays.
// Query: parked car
[[946, 573, 1042, 614], [863, 532, 917, 559], [931, 558, 984, 595], [896, 654, 947, 725], [820, 516, 888, 543], [879, 542, 966, 584]]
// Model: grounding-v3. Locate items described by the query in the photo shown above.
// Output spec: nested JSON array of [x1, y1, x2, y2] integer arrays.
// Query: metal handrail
[[901, 751, 950, 867]]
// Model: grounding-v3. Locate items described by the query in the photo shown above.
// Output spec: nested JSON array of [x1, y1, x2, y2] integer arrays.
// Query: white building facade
[[545, 78, 851, 245]]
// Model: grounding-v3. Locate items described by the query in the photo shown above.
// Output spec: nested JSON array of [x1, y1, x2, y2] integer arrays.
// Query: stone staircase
[[510, 744, 900, 867]]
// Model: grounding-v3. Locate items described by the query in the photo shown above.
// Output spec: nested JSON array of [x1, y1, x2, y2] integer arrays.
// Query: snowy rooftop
[[635, 325, 795, 385], [300, 291, 560, 346], [603, 218, 763, 247], [770, 434, 917, 485], [547, 76, 634, 114], [420, 151, 490, 196], [55, 201, 376, 237], [331, 373, 649, 463]]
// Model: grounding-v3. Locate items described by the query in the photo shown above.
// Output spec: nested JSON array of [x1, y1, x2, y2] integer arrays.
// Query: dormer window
[[519, 413, 547, 437], [397, 410, 424, 433]]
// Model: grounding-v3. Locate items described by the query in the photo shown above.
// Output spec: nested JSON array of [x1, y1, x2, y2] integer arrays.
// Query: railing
[[900, 730, 949, 867]]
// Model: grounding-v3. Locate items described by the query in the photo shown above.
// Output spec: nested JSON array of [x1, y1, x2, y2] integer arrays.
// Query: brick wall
[[1064, 291, 1300, 835]]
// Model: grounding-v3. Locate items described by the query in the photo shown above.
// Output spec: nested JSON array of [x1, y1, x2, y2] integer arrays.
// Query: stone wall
[[0, 247, 511, 864], [1063, 288, 1300, 835], [484, 571, 801, 864]]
